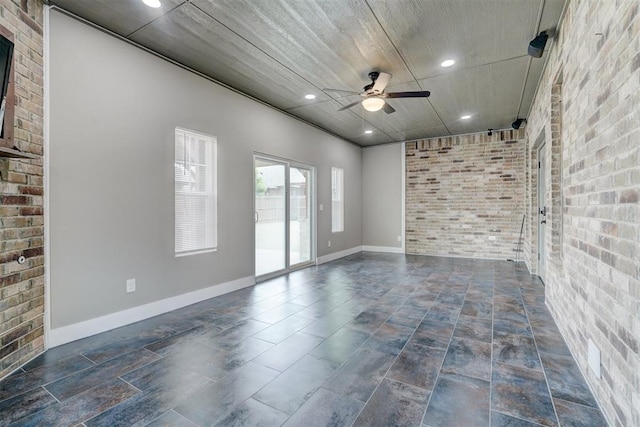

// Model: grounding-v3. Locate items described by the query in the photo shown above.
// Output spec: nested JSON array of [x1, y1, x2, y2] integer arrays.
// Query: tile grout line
[[250, 263, 395, 425], [488, 266, 496, 427], [520, 280, 562, 427], [417, 269, 464, 426], [347, 264, 434, 426]]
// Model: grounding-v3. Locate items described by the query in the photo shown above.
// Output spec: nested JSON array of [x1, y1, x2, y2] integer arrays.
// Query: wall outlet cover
[[126, 278, 136, 293], [588, 338, 601, 379]]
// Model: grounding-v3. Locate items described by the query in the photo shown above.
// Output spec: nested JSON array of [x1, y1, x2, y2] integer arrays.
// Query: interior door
[[255, 156, 314, 279], [538, 144, 547, 281]]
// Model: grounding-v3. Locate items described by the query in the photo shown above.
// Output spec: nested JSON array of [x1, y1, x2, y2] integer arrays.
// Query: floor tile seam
[[0, 355, 98, 404], [35, 356, 120, 396], [150, 377, 225, 427], [353, 377, 430, 427], [518, 283, 561, 427], [142, 345, 166, 358], [350, 287, 437, 427], [53, 376, 148, 427], [57, 387, 115, 426], [313, 329, 373, 379], [191, 333, 252, 354], [145, 409, 200, 427], [413, 277, 461, 427], [116, 375, 145, 395], [250, 383, 300, 418], [3, 386, 59, 426], [490, 357, 545, 373], [249, 331, 327, 374], [488, 268, 496, 427], [89, 347, 165, 382], [164, 325, 227, 351], [440, 354, 493, 385], [552, 393, 607, 414], [251, 309, 307, 326], [296, 293, 360, 321], [80, 341, 163, 367], [382, 375, 433, 394]]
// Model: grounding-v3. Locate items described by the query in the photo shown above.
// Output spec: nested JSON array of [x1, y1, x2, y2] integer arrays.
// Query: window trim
[[0, 24, 15, 150], [174, 127, 218, 257], [331, 166, 344, 233]]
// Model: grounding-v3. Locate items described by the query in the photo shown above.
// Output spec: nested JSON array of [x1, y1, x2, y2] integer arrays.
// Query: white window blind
[[175, 127, 217, 256], [331, 167, 344, 233]]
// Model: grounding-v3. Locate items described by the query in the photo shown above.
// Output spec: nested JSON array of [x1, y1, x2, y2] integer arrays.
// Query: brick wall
[[525, 0, 640, 425], [0, 0, 44, 379], [405, 130, 526, 259]]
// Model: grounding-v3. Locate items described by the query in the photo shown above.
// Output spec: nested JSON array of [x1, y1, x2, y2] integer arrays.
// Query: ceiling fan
[[324, 71, 430, 114]]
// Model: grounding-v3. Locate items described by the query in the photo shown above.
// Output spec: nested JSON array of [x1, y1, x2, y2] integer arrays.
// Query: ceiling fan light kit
[[327, 71, 430, 115], [142, 0, 161, 8], [362, 97, 386, 112]]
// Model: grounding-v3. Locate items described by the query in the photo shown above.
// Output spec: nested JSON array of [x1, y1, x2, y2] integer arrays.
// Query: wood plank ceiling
[[47, 0, 566, 146]]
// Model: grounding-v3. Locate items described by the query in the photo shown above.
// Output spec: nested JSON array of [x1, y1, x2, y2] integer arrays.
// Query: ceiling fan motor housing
[[364, 71, 382, 94]]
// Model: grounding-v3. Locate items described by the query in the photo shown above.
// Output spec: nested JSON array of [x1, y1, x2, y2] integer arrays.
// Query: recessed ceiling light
[[364, 130, 373, 134], [142, 0, 161, 8], [441, 59, 455, 67], [461, 115, 471, 120], [304, 94, 316, 100]]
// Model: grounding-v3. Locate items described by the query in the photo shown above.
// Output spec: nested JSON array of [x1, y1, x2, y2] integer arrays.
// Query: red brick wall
[[405, 129, 526, 259], [0, 0, 44, 379], [525, 1, 640, 425]]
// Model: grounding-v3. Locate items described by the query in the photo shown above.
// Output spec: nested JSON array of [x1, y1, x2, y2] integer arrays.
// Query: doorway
[[254, 155, 315, 279], [537, 143, 547, 281]]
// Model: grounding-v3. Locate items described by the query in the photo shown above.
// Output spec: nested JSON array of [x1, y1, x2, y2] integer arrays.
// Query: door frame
[[537, 141, 547, 282], [253, 153, 316, 281]]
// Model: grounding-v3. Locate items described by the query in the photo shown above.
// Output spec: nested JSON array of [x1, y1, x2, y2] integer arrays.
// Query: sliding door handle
[[254, 211, 259, 223]]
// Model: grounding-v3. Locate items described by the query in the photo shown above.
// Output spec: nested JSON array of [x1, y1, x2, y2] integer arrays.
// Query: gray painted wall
[[362, 144, 403, 249], [49, 11, 362, 328]]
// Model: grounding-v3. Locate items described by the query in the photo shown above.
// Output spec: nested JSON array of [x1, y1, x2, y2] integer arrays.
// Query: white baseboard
[[316, 246, 363, 265], [362, 245, 404, 254], [49, 275, 255, 348]]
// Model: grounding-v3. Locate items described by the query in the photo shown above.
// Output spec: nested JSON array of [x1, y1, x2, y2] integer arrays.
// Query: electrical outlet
[[397, 235, 402, 242], [319, 204, 324, 211], [126, 278, 136, 293], [328, 240, 331, 247]]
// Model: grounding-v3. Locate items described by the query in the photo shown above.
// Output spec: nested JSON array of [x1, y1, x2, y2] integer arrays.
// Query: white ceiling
[[47, 0, 566, 146]]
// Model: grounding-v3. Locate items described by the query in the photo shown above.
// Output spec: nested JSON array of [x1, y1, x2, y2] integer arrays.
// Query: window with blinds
[[331, 167, 344, 233], [175, 127, 217, 256]]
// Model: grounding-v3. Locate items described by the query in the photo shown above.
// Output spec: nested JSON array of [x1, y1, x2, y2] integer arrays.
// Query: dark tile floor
[[0, 253, 608, 426]]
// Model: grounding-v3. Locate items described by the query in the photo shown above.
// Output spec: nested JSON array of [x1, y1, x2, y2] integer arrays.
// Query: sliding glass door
[[289, 166, 312, 266], [254, 158, 287, 276], [254, 155, 314, 278]]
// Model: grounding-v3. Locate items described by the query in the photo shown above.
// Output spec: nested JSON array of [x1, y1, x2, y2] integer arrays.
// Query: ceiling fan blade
[[323, 88, 360, 96], [372, 72, 392, 93], [337, 100, 361, 111], [382, 102, 396, 114], [385, 90, 431, 98]]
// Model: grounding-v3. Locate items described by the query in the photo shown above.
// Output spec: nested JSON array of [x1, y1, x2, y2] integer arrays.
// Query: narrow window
[[175, 127, 217, 256], [331, 167, 344, 233]]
